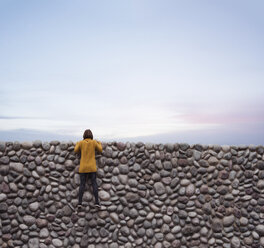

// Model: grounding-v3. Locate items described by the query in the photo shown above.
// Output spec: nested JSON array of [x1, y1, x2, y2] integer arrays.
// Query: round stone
[[28, 238, 39, 248], [33, 140, 42, 147], [260, 237, 264, 246], [0, 193, 7, 202], [0, 142, 5, 152], [257, 180, 264, 190], [231, 236, 240, 248], [23, 215, 36, 226], [42, 142, 50, 151], [110, 213, 119, 223], [180, 179, 190, 186], [29, 202, 39, 212], [65, 160, 75, 170], [240, 217, 248, 226], [10, 162, 24, 172], [9, 182, 18, 192], [186, 184, 195, 196], [119, 164, 129, 174], [40, 228, 49, 238], [0, 156, 9, 164], [256, 225, 264, 236], [154, 182, 166, 195], [212, 218, 222, 232], [126, 192, 139, 203], [60, 141, 68, 150], [117, 142, 126, 151], [257, 161, 264, 170], [223, 215, 235, 227], [133, 163, 141, 172], [36, 218, 48, 228], [120, 226, 130, 236], [22, 142, 33, 149], [208, 156, 218, 165], [99, 191, 110, 201], [0, 165, 9, 176], [0, 202, 8, 213], [52, 239, 63, 247], [137, 228, 145, 237], [128, 179, 138, 187]]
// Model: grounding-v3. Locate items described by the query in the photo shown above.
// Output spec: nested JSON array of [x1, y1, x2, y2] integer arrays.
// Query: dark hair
[[83, 129, 93, 140]]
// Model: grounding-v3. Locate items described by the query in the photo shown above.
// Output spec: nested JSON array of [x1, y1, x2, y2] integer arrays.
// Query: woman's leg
[[89, 172, 99, 204], [78, 173, 87, 205]]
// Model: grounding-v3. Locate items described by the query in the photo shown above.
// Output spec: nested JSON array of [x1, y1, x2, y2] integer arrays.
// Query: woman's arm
[[74, 141, 81, 153], [94, 140, 103, 153]]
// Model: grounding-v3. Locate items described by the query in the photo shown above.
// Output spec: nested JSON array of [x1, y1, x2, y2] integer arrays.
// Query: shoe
[[95, 203, 101, 209], [77, 204, 83, 211]]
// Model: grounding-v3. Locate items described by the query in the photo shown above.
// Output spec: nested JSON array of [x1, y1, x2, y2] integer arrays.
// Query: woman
[[74, 129, 103, 209]]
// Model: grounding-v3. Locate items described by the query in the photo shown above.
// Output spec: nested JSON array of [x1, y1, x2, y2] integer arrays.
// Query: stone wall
[[0, 140, 264, 248]]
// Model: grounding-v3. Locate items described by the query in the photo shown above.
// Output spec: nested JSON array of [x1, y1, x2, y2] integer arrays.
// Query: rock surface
[[0, 141, 263, 247]]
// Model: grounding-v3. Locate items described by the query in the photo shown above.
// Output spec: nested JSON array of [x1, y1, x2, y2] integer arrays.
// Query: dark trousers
[[78, 172, 99, 205]]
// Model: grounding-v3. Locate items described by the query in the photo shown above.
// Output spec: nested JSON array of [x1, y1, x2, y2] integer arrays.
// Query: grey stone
[[33, 140, 42, 147], [164, 161, 172, 170], [257, 180, 264, 190], [80, 234, 89, 247], [28, 238, 39, 248], [10, 162, 24, 172], [60, 141, 68, 150], [231, 236, 240, 248], [223, 215, 235, 227], [0, 193, 7, 202], [42, 142, 50, 151], [99, 190, 110, 201], [23, 215, 36, 226], [180, 179, 190, 186], [257, 161, 264, 170], [0, 156, 9, 164], [65, 160, 75, 170], [0, 202, 8, 212], [119, 164, 129, 174], [186, 184, 195, 196], [212, 218, 223, 232], [193, 150, 201, 160], [240, 217, 248, 226], [133, 163, 141, 172], [256, 225, 264, 236], [40, 228, 49, 238], [137, 228, 145, 237], [52, 239, 63, 247], [110, 212, 119, 223], [126, 192, 139, 202], [154, 182, 166, 195], [0, 142, 5, 152], [21, 141, 33, 149], [0, 165, 9, 175], [29, 202, 39, 212]]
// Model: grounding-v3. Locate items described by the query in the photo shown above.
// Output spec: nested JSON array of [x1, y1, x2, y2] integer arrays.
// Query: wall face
[[0, 141, 264, 248]]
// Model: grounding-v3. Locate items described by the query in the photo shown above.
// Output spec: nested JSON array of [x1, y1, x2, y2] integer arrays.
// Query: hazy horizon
[[0, 0, 264, 145]]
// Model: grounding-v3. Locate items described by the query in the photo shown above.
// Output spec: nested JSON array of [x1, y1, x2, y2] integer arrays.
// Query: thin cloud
[[0, 116, 42, 120], [0, 128, 78, 142], [172, 101, 264, 126]]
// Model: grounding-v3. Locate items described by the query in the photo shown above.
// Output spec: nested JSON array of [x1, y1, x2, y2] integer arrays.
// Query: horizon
[[0, 0, 264, 145]]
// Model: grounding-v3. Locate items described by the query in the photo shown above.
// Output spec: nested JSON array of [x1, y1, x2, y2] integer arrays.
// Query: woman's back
[[74, 138, 102, 173]]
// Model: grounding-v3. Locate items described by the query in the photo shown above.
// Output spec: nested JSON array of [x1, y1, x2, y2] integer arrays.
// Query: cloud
[[115, 124, 264, 146], [0, 129, 78, 142], [171, 100, 264, 127], [0, 116, 40, 120]]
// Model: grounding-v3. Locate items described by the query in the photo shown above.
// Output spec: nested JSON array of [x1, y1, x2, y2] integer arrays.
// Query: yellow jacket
[[74, 138, 103, 173]]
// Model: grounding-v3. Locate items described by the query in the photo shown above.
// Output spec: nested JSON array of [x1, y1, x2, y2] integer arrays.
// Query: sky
[[0, 0, 264, 145]]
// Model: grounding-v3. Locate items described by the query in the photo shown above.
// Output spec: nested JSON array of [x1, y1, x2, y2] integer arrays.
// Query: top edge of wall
[[0, 140, 263, 149]]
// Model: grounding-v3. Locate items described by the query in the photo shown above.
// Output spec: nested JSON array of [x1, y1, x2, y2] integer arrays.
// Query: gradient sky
[[0, 0, 264, 145]]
